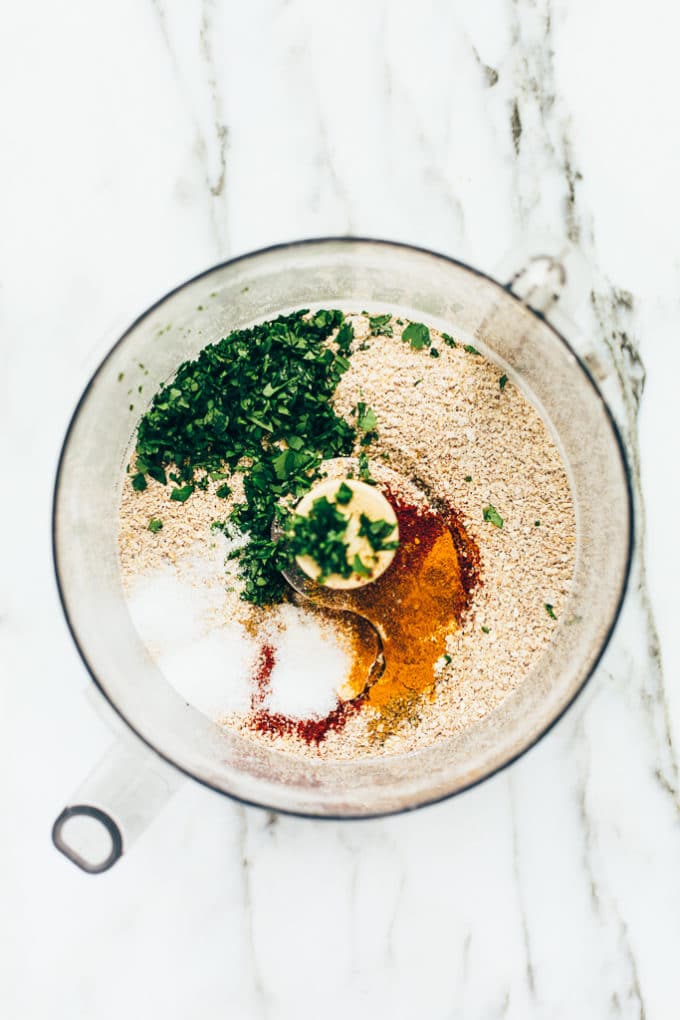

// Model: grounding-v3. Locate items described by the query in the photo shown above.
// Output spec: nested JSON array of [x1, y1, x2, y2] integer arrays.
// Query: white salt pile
[[124, 545, 352, 723]]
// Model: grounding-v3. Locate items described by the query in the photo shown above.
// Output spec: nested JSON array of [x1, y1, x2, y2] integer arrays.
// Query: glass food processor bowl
[[52, 239, 633, 869]]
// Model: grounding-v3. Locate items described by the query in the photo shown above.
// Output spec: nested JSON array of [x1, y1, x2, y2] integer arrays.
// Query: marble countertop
[[3, 1, 679, 1017]]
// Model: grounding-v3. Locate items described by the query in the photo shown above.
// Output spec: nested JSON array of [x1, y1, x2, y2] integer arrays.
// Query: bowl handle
[[51, 737, 184, 873], [495, 236, 591, 321]]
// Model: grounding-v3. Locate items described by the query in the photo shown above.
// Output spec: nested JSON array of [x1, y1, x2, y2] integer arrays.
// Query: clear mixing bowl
[[52, 239, 632, 871]]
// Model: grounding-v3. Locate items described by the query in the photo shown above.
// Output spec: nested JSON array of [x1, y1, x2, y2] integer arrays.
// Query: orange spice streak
[[340, 488, 478, 739]]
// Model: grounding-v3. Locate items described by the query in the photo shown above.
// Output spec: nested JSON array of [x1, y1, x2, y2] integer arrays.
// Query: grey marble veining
[[2, 0, 679, 1017]]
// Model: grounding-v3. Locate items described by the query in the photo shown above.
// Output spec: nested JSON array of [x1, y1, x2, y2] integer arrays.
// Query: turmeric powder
[[340, 489, 479, 740]]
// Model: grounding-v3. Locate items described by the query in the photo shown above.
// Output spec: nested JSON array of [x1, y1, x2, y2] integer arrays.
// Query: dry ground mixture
[[118, 312, 576, 759]]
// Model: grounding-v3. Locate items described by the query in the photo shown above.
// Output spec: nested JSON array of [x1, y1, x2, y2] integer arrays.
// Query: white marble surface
[[3, 1, 680, 1017]]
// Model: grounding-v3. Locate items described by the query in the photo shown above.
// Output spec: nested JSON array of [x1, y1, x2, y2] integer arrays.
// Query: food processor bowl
[[52, 239, 633, 868]]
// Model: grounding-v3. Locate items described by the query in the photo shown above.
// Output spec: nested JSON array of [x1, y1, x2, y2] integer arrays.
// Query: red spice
[[247, 639, 365, 744], [251, 642, 276, 709], [250, 693, 366, 745]]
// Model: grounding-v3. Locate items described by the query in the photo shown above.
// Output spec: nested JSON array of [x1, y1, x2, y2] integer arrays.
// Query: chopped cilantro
[[441, 332, 457, 348], [287, 496, 351, 584], [358, 513, 399, 552], [357, 403, 377, 431], [545, 603, 557, 619], [170, 484, 194, 503], [483, 504, 503, 528], [358, 451, 376, 484], [402, 322, 431, 350], [148, 518, 163, 533], [117, 372, 124, 382], [499, 374, 508, 391], [368, 313, 393, 337], [132, 472, 147, 491], [534, 520, 541, 527], [481, 625, 490, 634], [352, 554, 372, 578], [216, 483, 232, 498], [335, 482, 353, 505], [335, 321, 354, 353], [464, 344, 480, 355], [429, 348, 440, 358], [413, 379, 423, 387], [443, 653, 452, 665], [464, 475, 472, 482], [133, 309, 353, 605]]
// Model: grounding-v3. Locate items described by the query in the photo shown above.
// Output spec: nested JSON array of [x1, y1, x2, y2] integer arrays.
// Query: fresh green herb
[[133, 309, 353, 605], [429, 348, 440, 358], [368, 313, 393, 337], [335, 321, 354, 354], [443, 653, 452, 665], [287, 496, 351, 584], [413, 379, 423, 387], [545, 603, 557, 620], [499, 374, 508, 392], [216, 483, 232, 499], [483, 504, 503, 528], [441, 332, 457, 348], [335, 482, 354, 506], [358, 451, 376, 484], [129, 404, 134, 412], [357, 513, 399, 553], [132, 472, 147, 491], [481, 625, 490, 634], [171, 484, 194, 503], [464, 475, 472, 482], [356, 403, 377, 431], [117, 372, 124, 382], [464, 344, 480, 355], [352, 553, 372, 578], [534, 520, 541, 527], [402, 322, 431, 350], [148, 517, 163, 533], [138, 385, 143, 394]]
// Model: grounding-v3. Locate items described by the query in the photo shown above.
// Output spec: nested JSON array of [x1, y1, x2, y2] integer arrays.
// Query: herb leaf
[[483, 504, 503, 528], [335, 482, 353, 506], [464, 344, 480, 355], [544, 603, 557, 619], [148, 518, 163, 533], [402, 322, 431, 350], [499, 374, 508, 391], [368, 313, 393, 337], [170, 484, 194, 503], [352, 553, 372, 578], [358, 513, 398, 552], [357, 404, 377, 431]]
